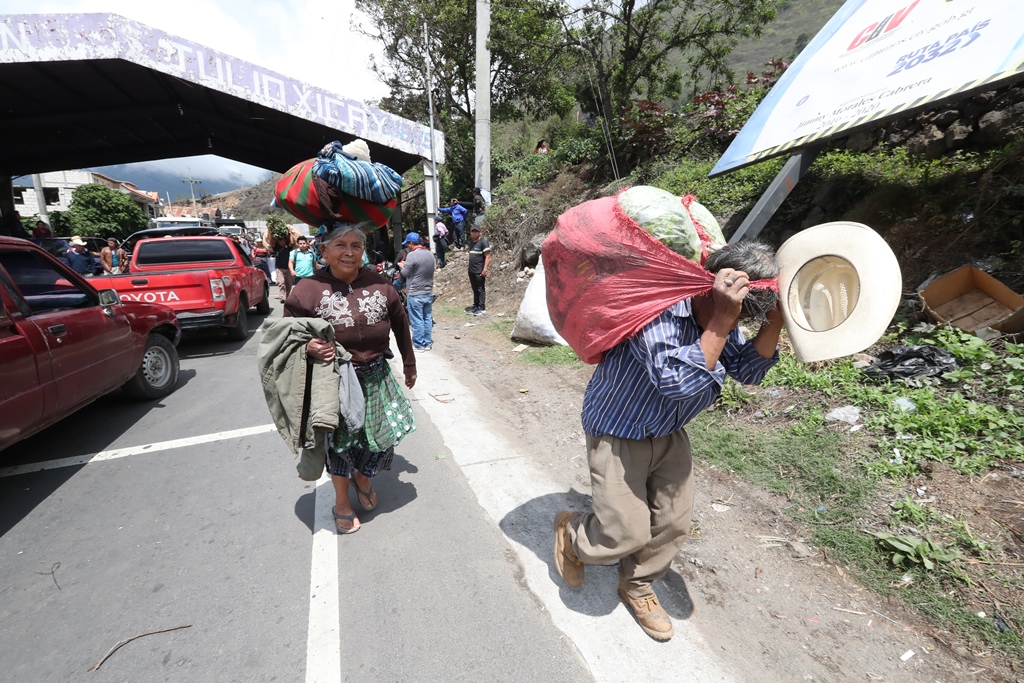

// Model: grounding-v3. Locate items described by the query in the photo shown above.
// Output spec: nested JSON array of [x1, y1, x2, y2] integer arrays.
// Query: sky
[[0, 0, 389, 191]]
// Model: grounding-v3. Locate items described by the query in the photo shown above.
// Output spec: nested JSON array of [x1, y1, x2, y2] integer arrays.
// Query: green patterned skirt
[[327, 356, 416, 478]]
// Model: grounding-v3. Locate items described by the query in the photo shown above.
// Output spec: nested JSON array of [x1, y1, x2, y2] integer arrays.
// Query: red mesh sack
[[542, 195, 718, 364]]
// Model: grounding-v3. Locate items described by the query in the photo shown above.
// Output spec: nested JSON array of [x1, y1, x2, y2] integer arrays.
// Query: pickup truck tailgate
[[94, 272, 214, 307]]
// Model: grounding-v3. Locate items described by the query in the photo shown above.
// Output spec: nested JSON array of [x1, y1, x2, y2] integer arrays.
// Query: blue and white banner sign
[[712, 0, 1024, 176]]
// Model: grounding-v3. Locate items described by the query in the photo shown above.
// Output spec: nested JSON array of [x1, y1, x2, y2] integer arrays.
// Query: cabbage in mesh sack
[[618, 186, 725, 263]]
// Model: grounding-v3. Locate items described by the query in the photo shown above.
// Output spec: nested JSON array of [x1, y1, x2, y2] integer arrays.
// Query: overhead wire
[[564, 7, 621, 180]]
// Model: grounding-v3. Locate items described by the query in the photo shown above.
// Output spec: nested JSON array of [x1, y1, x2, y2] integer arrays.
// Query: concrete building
[[13, 170, 162, 218]]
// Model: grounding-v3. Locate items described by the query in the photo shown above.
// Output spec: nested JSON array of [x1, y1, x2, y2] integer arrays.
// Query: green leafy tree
[[553, 0, 778, 131], [64, 184, 149, 239], [357, 0, 578, 194], [47, 210, 73, 237]]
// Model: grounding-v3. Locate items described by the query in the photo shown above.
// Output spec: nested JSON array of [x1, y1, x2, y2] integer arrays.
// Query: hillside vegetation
[[192, 175, 286, 222], [724, 0, 845, 77]]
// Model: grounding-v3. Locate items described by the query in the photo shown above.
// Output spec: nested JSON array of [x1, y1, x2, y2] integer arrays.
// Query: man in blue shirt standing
[[437, 198, 468, 250], [553, 240, 784, 642]]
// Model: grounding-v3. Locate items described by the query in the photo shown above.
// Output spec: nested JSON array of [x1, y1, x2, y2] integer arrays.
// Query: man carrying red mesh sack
[[545, 187, 783, 641]]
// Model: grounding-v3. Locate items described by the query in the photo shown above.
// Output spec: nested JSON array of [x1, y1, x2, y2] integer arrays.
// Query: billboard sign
[[712, 0, 1024, 176]]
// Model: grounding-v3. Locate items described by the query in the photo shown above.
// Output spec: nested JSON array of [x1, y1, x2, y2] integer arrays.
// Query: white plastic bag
[[511, 256, 567, 346]]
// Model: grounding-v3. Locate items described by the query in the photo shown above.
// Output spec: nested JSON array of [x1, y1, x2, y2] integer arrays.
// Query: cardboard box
[[919, 265, 1024, 336]]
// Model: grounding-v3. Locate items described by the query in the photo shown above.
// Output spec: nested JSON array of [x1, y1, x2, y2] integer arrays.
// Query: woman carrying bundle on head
[[283, 222, 417, 534]]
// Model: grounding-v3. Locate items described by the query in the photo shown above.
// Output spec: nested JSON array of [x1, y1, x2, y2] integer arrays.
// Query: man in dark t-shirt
[[466, 225, 491, 315], [274, 238, 293, 302]]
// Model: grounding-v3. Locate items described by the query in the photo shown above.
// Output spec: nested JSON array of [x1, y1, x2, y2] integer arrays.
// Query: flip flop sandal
[[332, 509, 360, 534], [354, 481, 377, 511]]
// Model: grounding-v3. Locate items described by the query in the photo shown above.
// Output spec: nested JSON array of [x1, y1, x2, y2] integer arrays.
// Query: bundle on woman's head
[[272, 138, 401, 231]]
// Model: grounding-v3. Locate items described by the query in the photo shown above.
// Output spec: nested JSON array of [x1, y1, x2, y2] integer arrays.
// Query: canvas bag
[[274, 160, 326, 226]]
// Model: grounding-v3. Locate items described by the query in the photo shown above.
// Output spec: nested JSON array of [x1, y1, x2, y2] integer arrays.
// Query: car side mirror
[[98, 289, 121, 307]]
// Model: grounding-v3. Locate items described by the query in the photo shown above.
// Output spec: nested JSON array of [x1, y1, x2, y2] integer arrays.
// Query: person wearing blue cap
[[400, 232, 435, 350]]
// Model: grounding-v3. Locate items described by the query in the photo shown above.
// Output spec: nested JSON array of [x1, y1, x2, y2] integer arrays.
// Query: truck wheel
[[256, 284, 271, 315], [227, 299, 248, 341], [123, 334, 180, 400]]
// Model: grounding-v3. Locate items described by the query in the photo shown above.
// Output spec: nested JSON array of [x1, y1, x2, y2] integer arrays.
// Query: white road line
[[0, 424, 278, 478], [305, 473, 341, 683], [413, 352, 737, 683]]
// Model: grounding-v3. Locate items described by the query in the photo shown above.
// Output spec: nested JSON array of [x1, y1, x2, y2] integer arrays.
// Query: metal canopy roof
[[0, 13, 443, 177]]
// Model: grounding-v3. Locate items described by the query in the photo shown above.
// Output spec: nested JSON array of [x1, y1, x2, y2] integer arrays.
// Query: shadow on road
[[500, 491, 695, 621], [0, 368, 197, 537], [176, 308, 272, 359], [292, 453, 420, 532], [1, 368, 196, 469]]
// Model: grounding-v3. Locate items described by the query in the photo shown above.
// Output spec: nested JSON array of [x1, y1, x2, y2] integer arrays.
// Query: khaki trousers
[[276, 268, 294, 301], [568, 429, 694, 594]]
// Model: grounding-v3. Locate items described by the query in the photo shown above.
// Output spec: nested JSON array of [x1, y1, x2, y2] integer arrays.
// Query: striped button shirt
[[581, 299, 779, 440]]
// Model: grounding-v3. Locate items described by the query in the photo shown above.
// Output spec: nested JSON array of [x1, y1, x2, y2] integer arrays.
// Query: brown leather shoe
[[553, 511, 584, 588], [618, 585, 674, 641]]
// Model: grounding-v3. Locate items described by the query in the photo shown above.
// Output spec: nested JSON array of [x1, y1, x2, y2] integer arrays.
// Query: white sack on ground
[[511, 257, 567, 346]]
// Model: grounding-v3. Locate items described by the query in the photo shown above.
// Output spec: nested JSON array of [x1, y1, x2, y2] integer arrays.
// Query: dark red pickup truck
[[90, 236, 269, 340], [0, 237, 181, 452]]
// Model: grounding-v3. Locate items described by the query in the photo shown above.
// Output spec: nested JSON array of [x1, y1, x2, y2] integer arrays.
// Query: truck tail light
[[210, 278, 226, 301]]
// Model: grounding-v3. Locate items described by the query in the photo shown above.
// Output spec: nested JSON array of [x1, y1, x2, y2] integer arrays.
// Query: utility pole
[[474, 0, 491, 203], [180, 167, 201, 219], [31, 173, 50, 225], [423, 22, 441, 248]]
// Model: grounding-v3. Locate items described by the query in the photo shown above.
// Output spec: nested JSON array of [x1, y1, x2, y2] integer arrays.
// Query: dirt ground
[[427, 247, 1021, 683]]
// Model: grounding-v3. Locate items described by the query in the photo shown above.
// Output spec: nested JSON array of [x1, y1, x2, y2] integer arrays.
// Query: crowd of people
[[430, 190, 490, 314]]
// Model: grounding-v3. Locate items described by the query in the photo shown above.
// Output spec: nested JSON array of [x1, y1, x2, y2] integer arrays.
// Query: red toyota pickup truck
[[90, 236, 269, 340], [0, 237, 181, 452]]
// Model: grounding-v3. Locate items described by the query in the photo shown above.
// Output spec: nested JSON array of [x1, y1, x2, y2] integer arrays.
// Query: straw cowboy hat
[[775, 221, 902, 362]]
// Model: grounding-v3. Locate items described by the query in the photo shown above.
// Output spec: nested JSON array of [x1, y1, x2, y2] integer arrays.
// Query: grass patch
[[693, 328, 1024, 664], [692, 407, 1024, 661], [435, 303, 465, 318], [690, 413, 874, 514], [519, 344, 580, 366], [763, 337, 1024, 478], [487, 317, 515, 337]]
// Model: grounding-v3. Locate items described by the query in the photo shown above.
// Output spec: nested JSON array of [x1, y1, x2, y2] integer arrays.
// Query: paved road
[[0, 308, 590, 682], [1, 303, 748, 682]]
